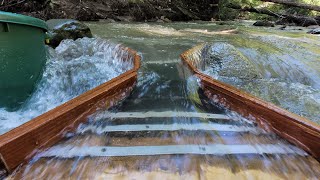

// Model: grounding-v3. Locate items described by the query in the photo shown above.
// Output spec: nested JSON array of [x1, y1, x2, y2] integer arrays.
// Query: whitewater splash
[[0, 37, 133, 135]]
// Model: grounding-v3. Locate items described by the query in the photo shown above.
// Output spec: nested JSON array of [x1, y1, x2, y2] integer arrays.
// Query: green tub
[[0, 11, 48, 110]]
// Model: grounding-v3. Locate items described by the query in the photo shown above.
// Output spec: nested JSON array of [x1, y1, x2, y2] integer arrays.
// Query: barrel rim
[[0, 11, 48, 31]]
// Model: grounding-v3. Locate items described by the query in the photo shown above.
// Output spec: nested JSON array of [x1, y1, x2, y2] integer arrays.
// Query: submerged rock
[[253, 21, 275, 27], [307, 28, 320, 34], [202, 37, 320, 123], [204, 43, 263, 81], [46, 19, 93, 48], [215, 76, 320, 122]]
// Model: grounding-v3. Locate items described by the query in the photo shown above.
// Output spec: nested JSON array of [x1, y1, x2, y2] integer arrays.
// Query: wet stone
[[46, 19, 93, 48]]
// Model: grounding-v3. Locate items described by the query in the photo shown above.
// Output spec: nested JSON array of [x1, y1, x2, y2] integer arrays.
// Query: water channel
[[3, 21, 320, 179]]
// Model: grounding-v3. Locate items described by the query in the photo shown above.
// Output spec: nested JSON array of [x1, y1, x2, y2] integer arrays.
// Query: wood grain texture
[[180, 46, 320, 161], [0, 47, 141, 172]]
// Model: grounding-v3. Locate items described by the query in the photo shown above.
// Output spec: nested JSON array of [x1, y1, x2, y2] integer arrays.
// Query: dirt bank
[[1, 0, 219, 22]]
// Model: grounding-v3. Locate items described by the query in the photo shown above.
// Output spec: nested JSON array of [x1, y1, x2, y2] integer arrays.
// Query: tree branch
[[226, 3, 282, 18], [261, 0, 320, 12]]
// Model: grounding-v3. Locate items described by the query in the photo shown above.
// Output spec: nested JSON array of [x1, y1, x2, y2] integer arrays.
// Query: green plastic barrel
[[0, 11, 48, 110]]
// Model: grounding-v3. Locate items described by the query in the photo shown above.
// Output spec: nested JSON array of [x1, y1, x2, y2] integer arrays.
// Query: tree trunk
[[261, 0, 320, 12], [226, 3, 281, 17]]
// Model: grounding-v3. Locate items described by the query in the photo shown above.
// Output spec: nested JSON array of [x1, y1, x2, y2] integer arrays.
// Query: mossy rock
[[46, 19, 93, 48]]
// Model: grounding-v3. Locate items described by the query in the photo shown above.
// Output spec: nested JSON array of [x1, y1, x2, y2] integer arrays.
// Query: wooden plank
[[0, 47, 141, 172], [38, 144, 307, 158], [9, 153, 320, 179], [95, 111, 230, 120], [78, 123, 257, 134], [180, 45, 320, 161]]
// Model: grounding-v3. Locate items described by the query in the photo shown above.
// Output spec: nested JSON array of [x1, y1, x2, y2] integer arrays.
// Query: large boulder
[[46, 19, 93, 48]]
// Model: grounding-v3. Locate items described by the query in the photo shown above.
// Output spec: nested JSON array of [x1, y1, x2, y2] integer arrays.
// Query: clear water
[[201, 37, 320, 123], [87, 21, 319, 122], [0, 37, 133, 135], [3, 22, 320, 179]]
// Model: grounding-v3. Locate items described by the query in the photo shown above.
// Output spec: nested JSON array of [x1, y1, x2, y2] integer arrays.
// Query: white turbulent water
[[0, 37, 133, 135], [202, 41, 320, 123]]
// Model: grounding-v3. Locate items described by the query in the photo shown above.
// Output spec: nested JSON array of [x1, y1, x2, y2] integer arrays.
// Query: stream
[[2, 21, 320, 179], [86, 21, 319, 122]]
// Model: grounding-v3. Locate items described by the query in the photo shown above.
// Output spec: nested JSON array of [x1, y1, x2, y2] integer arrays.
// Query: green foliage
[[268, 0, 320, 16], [218, 0, 320, 20], [217, 0, 264, 20], [217, 1, 238, 20]]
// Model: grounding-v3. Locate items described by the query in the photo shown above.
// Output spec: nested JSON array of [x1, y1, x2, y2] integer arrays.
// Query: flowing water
[[200, 34, 320, 122], [0, 38, 133, 135], [3, 22, 320, 179]]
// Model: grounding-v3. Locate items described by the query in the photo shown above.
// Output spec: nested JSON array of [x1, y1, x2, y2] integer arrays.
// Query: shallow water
[[3, 22, 320, 179], [201, 36, 320, 122], [87, 21, 319, 122]]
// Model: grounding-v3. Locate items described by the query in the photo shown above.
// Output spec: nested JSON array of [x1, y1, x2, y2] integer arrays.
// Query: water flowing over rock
[[203, 43, 263, 81], [202, 36, 320, 123], [0, 37, 133, 135]]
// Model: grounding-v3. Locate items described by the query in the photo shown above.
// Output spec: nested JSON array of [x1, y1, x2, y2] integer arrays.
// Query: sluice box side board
[[180, 46, 320, 161]]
